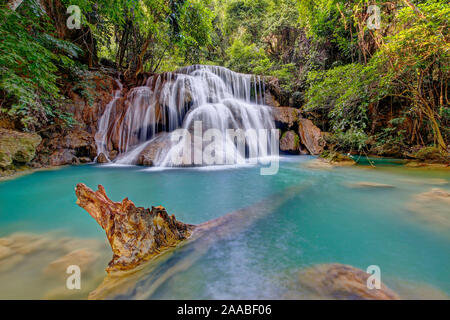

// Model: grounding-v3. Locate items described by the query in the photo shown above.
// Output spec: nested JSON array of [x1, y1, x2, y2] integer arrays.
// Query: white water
[[95, 79, 123, 161], [96, 65, 276, 167]]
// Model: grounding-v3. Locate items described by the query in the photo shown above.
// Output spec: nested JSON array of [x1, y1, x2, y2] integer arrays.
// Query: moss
[[320, 150, 354, 163], [0, 129, 41, 169], [413, 146, 448, 162]]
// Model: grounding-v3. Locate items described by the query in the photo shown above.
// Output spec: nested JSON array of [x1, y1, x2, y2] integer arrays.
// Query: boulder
[[280, 131, 300, 153], [75, 183, 194, 272], [298, 264, 400, 300], [49, 149, 78, 166], [137, 133, 170, 166], [271, 107, 301, 130], [96, 152, 109, 164], [298, 118, 325, 155], [0, 129, 42, 169], [108, 150, 118, 161]]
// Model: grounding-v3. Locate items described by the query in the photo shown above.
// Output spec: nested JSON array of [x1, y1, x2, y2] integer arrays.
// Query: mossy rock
[[0, 129, 42, 169], [320, 150, 355, 164], [413, 146, 448, 163]]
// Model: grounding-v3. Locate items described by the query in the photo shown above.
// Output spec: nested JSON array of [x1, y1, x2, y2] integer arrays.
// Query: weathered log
[[75, 183, 194, 272], [83, 182, 311, 299]]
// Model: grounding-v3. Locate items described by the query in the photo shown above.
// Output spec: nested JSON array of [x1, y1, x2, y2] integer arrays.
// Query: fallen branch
[[75, 183, 194, 272]]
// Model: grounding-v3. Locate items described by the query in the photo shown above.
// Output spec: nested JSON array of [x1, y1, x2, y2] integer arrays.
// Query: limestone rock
[[137, 133, 170, 166], [49, 149, 78, 166], [96, 152, 109, 164], [298, 264, 400, 300], [280, 131, 300, 153], [75, 183, 194, 272], [0, 129, 42, 169], [271, 107, 301, 130], [297, 119, 325, 155]]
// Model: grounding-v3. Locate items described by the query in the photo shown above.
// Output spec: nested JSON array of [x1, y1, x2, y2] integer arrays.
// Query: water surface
[[0, 157, 449, 299]]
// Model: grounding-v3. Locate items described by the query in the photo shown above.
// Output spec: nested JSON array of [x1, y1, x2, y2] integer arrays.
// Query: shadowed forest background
[[0, 0, 448, 161]]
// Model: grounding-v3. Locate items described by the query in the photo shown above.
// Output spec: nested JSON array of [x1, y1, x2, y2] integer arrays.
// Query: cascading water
[[95, 79, 123, 162], [96, 65, 277, 167]]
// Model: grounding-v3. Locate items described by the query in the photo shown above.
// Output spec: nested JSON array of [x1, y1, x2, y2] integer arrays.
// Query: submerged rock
[[408, 188, 450, 230], [0, 232, 109, 299], [346, 182, 395, 189], [75, 183, 194, 272], [297, 264, 400, 300], [44, 248, 99, 278]]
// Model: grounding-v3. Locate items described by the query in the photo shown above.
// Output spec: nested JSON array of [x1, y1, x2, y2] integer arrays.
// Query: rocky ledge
[[75, 183, 194, 272], [0, 129, 42, 177]]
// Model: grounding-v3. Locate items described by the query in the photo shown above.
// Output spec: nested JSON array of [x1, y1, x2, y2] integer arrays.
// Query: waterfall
[[96, 65, 277, 167], [95, 79, 123, 162]]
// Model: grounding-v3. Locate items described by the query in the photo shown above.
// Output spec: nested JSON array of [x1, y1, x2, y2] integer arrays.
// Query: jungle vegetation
[[0, 0, 448, 158]]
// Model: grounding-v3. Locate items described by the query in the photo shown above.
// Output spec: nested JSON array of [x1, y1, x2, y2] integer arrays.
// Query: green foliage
[[0, 1, 80, 130], [305, 63, 381, 132], [297, 0, 358, 62], [224, 0, 270, 43], [225, 39, 272, 74]]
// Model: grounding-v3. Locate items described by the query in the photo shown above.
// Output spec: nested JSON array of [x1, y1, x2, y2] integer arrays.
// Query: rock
[[0, 254, 24, 272], [108, 150, 118, 161], [264, 92, 280, 108], [7, 233, 51, 255], [75, 183, 194, 272], [298, 264, 400, 300], [44, 129, 97, 163], [137, 133, 170, 166], [347, 182, 395, 189], [0, 129, 42, 169], [44, 249, 99, 278], [0, 245, 14, 260], [400, 178, 448, 186], [271, 107, 301, 130], [96, 152, 109, 164], [79, 157, 92, 163], [280, 131, 300, 153], [303, 158, 334, 170], [413, 146, 448, 163], [320, 151, 356, 166], [60, 129, 97, 158], [49, 149, 78, 166], [297, 119, 325, 155], [408, 188, 450, 230]]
